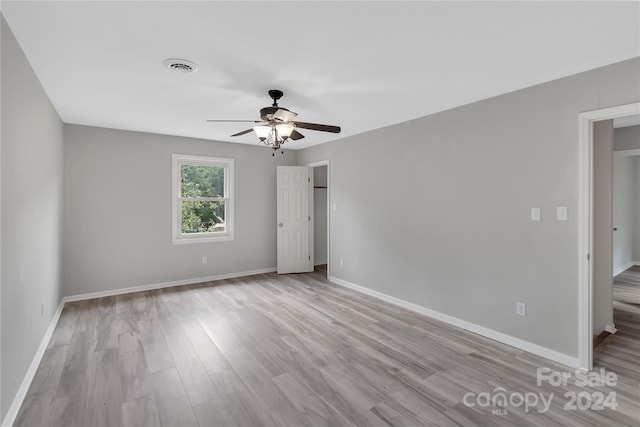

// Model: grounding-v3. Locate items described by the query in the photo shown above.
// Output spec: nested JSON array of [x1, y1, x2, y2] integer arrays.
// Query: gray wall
[[1, 16, 64, 421], [63, 125, 296, 296], [298, 57, 640, 358], [592, 120, 613, 334], [614, 125, 640, 151]]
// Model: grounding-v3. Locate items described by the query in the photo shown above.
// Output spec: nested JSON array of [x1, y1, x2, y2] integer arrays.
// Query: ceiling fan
[[207, 90, 341, 152]]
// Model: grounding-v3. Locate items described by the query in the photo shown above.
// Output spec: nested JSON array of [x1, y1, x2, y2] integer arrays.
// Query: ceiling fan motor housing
[[260, 106, 279, 121], [260, 106, 295, 122]]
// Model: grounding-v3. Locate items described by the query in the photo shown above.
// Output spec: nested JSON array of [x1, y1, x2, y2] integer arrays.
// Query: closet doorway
[[309, 161, 329, 278]]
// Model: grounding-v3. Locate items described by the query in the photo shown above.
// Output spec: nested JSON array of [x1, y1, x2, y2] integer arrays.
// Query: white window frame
[[172, 154, 234, 244]]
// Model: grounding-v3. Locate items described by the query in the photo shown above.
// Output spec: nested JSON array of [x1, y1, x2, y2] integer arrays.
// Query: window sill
[[172, 234, 234, 245]]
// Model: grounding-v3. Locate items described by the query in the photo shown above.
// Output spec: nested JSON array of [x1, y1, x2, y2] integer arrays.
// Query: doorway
[[611, 124, 640, 305], [308, 160, 330, 278], [578, 102, 640, 371]]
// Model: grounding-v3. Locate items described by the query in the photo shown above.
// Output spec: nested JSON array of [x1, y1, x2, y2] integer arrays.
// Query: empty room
[[1, 1, 640, 426]]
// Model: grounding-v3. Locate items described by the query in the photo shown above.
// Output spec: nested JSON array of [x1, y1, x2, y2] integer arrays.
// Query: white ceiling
[[2, 1, 639, 149]]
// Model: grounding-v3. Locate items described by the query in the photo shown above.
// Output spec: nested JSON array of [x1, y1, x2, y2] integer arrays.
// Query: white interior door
[[277, 166, 312, 274], [592, 119, 614, 335]]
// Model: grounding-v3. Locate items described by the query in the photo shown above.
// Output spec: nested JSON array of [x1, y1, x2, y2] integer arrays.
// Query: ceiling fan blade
[[293, 121, 341, 133], [230, 128, 254, 137], [207, 119, 263, 123], [290, 130, 305, 140]]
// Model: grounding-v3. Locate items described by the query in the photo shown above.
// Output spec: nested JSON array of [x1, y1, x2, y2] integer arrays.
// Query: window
[[172, 154, 234, 243]]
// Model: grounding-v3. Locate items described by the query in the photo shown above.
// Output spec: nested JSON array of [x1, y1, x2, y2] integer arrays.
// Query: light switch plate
[[531, 208, 540, 221], [557, 207, 567, 221]]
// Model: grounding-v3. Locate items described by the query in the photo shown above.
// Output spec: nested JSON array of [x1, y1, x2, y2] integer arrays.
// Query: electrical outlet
[[340, 258, 344, 267], [202, 256, 208, 264], [516, 302, 526, 316], [40, 304, 44, 317]]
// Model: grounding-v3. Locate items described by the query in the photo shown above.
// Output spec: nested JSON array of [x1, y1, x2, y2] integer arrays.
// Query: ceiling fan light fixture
[[253, 125, 272, 141], [275, 123, 295, 140]]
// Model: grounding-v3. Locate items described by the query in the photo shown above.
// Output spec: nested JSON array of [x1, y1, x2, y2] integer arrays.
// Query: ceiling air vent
[[162, 58, 198, 74]]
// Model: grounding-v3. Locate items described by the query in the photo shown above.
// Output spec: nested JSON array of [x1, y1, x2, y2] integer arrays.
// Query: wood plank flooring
[[595, 301, 640, 381], [613, 265, 640, 305], [14, 269, 640, 426]]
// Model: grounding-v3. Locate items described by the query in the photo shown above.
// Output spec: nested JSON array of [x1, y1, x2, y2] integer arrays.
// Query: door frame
[[578, 102, 640, 371], [308, 160, 330, 277]]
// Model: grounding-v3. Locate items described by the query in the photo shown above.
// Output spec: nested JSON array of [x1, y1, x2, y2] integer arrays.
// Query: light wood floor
[[14, 270, 640, 426], [613, 265, 640, 305]]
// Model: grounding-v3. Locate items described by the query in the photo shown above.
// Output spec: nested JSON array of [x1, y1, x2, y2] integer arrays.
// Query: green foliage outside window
[[180, 165, 226, 233]]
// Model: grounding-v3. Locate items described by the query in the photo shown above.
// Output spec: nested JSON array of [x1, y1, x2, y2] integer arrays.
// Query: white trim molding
[[329, 276, 579, 368], [578, 102, 640, 371], [613, 148, 640, 157], [1, 302, 65, 427], [614, 261, 638, 277]]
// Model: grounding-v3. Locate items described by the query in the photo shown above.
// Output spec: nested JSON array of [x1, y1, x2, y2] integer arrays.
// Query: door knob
[[613, 227, 618, 231], [279, 223, 283, 228]]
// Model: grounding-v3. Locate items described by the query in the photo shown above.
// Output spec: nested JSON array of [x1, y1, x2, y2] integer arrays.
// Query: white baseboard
[[1, 301, 65, 427], [613, 261, 638, 277], [62, 267, 276, 303], [328, 275, 579, 369]]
